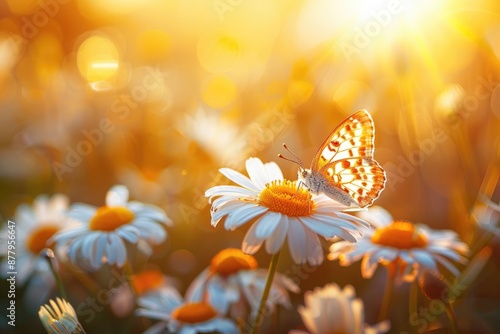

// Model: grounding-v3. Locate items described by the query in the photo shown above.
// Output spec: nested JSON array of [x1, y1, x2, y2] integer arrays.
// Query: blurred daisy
[[178, 107, 241, 165], [290, 284, 390, 334], [205, 157, 369, 265], [52, 185, 172, 270], [186, 248, 299, 319], [136, 286, 238, 334], [0, 194, 69, 285], [110, 268, 180, 318], [329, 206, 469, 281], [39, 297, 86, 334], [472, 196, 500, 236]]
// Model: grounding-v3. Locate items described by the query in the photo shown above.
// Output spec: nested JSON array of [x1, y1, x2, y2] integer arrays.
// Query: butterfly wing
[[311, 110, 386, 207]]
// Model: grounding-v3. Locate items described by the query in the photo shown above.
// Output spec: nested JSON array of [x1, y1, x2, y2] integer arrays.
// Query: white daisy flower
[[472, 196, 500, 236], [136, 286, 238, 334], [0, 194, 69, 285], [329, 206, 469, 281], [290, 283, 390, 334], [39, 297, 86, 334], [52, 185, 172, 270], [205, 157, 369, 265], [186, 248, 299, 320]]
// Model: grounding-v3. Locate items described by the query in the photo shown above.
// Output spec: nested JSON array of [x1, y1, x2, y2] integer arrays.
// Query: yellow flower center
[[26, 225, 60, 255], [89, 206, 134, 231], [258, 180, 313, 216], [371, 220, 428, 249], [210, 248, 258, 277], [172, 302, 217, 324], [131, 269, 165, 295]]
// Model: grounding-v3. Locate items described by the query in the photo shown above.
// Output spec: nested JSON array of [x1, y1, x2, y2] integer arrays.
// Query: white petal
[[288, 218, 323, 265], [212, 200, 247, 224], [93, 234, 107, 268], [242, 222, 265, 254], [411, 250, 437, 270], [224, 204, 267, 231], [263, 161, 283, 180], [116, 226, 140, 243], [67, 204, 97, 223], [134, 219, 166, 243], [51, 226, 88, 244], [434, 254, 461, 277], [218, 167, 260, 191], [303, 226, 323, 265], [81, 232, 99, 262], [246, 157, 270, 188], [300, 216, 357, 242], [105, 234, 127, 267], [287, 220, 309, 264], [128, 202, 170, 224], [265, 215, 289, 254], [107, 185, 129, 206], [205, 185, 256, 202], [255, 212, 282, 238], [361, 253, 380, 278], [185, 269, 209, 302], [357, 206, 393, 227]]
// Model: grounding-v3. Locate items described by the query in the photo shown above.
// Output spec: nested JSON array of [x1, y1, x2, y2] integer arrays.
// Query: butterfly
[[279, 109, 386, 208]]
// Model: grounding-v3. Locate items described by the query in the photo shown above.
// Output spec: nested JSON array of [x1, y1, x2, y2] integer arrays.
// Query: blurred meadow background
[[1, 0, 500, 333]]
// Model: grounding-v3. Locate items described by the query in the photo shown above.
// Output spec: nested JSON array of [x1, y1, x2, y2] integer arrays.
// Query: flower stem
[[123, 261, 137, 298], [43, 249, 67, 300], [378, 263, 396, 322], [444, 302, 459, 334], [250, 251, 281, 334]]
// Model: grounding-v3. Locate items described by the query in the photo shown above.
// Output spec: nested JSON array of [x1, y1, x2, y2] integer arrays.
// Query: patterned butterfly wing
[[311, 110, 386, 207]]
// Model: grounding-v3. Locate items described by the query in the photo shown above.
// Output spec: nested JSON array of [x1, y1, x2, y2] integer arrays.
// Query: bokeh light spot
[[202, 75, 237, 108], [77, 34, 120, 89]]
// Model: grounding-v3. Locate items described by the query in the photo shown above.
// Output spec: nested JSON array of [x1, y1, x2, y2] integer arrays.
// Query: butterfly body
[[298, 168, 358, 206], [285, 110, 386, 208]]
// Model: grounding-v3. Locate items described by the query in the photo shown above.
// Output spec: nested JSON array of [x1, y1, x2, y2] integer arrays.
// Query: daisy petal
[[107, 185, 130, 207], [246, 158, 271, 188], [242, 222, 265, 254], [255, 212, 282, 239], [218, 168, 260, 191], [266, 215, 289, 254]]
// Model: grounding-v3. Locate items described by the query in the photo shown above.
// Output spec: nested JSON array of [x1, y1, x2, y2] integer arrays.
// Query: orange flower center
[[258, 180, 313, 216], [131, 269, 165, 295], [210, 248, 258, 277], [26, 225, 60, 255], [371, 220, 428, 249], [172, 302, 217, 324], [89, 206, 134, 231]]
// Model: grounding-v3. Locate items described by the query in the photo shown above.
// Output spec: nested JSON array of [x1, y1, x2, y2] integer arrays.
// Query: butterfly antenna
[[278, 143, 304, 168]]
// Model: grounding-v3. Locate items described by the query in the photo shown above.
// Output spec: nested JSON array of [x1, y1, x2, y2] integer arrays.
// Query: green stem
[[43, 249, 67, 300], [444, 302, 459, 334], [378, 264, 396, 322], [250, 251, 281, 334], [123, 261, 137, 298]]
